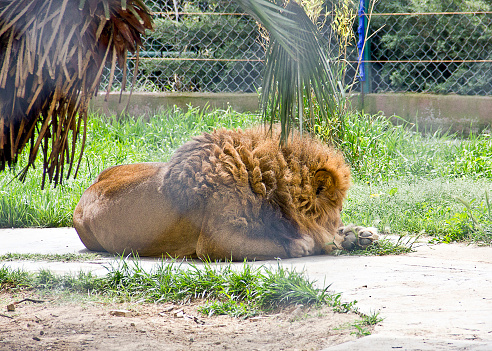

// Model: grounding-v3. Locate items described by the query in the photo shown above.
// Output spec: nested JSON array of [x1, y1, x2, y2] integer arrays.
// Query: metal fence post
[[362, 0, 371, 94]]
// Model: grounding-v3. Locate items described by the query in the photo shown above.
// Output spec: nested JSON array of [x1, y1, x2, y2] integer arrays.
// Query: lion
[[73, 126, 378, 260]]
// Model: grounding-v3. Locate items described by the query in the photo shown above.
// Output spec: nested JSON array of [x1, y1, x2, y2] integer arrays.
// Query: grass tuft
[[0, 266, 32, 291], [448, 191, 492, 244], [102, 259, 334, 313], [198, 300, 258, 318], [351, 311, 384, 337], [0, 259, 362, 318], [345, 234, 418, 256]]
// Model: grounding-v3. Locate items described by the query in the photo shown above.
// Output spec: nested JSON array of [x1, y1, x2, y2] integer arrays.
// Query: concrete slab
[[1, 227, 491, 350], [324, 336, 492, 351], [0, 227, 87, 254]]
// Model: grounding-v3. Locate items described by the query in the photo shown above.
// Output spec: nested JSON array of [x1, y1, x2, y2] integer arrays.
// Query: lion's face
[[307, 168, 344, 231]]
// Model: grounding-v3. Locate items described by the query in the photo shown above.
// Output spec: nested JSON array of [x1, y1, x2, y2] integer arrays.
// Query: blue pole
[[357, 0, 366, 84], [358, 0, 371, 94]]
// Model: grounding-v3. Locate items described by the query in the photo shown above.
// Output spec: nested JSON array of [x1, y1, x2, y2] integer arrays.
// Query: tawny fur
[[74, 126, 352, 260]]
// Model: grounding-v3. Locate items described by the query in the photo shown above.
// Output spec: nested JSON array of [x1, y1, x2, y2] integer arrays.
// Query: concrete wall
[[89, 92, 259, 116], [90, 92, 492, 134], [350, 93, 492, 134]]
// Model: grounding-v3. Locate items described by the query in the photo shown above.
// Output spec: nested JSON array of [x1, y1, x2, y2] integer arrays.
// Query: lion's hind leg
[[334, 225, 379, 251]]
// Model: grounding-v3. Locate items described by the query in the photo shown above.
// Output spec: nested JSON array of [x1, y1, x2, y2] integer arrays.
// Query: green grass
[[332, 112, 492, 182], [342, 179, 492, 244], [0, 107, 491, 245], [342, 235, 417, 256], [321, 111, 492, 244], [0, 266, 32, 291], [351, 311, 384, 337], [0, 260, 368, 320], [101, 259, 335, 311]]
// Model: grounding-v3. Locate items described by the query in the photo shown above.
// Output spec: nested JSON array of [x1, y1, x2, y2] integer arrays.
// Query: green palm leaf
[[236, 0, 344, 142]]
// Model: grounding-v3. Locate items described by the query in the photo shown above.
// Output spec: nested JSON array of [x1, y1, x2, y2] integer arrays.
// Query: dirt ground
[[0, 291, 367, 351]]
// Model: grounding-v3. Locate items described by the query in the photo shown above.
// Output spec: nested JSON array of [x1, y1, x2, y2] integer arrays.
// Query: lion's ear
[[314, 169, 335, 196]]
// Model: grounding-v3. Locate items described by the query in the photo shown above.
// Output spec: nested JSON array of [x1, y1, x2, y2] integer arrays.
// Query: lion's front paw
[[287, 236, 315, 258], [336, 225, 379, 251]]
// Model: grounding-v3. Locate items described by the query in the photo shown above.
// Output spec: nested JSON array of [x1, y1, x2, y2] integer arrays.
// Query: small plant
[[328, 293, 357, 313], [335, 308, 383, 336], [351, 311, 383, 337], [0, 266, 32, 291], [352, 324, 372, 337], [449, 191, 492, 244]]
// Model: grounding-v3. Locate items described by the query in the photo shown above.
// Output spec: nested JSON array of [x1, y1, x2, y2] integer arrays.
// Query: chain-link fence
[[367, 1, 492, 95], [101, 0, 265, 93], [101, 0, 492, 96]]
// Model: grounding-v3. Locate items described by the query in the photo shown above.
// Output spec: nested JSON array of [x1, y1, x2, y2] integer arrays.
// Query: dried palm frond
[[0, 0, 152, 187]]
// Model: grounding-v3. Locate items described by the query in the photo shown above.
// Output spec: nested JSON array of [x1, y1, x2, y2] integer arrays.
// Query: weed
[[334, 308, 383, 337], [447, 191, 492, 244], [327, 293, 357, 313], [350, 311, 383, 336], [352, 324, 371, 337], [359, 311, 384, 326]]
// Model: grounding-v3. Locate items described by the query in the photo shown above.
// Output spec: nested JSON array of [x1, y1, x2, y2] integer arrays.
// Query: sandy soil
[[0, 291, 367, 351]]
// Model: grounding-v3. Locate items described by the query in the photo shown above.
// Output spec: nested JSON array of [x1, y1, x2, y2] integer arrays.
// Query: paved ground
[[1, 227, 491, 351]]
